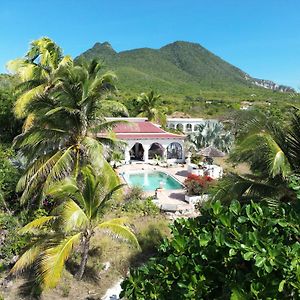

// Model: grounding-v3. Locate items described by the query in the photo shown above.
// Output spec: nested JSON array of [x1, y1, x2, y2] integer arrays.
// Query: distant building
[[240, 101, 253, 110], [166, 118, 218, 133]]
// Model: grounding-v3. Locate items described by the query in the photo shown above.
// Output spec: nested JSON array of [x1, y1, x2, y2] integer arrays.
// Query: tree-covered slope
[[77, 41, 296, 101]]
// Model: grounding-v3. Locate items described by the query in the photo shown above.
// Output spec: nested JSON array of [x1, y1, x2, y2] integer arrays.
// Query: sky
[[1, 0, 299, 89]]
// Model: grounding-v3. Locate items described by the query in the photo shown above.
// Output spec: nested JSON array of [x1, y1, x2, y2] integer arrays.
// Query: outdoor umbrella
[[199, 146, 225, 157]]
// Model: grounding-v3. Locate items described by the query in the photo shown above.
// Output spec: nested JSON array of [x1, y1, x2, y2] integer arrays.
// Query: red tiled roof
[[98, 120, 185, 140], [114, 133, 185, 140], [113, 121, 164, 133]]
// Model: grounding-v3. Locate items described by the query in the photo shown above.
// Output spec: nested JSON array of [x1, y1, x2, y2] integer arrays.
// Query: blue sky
[[1, 0, 299, 89]]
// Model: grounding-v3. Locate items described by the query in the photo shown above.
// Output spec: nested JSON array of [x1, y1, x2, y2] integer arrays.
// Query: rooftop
[[99, 118, 185, 140]]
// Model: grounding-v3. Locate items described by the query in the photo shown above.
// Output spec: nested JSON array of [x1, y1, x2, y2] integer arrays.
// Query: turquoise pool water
[[123, 171, 183, 191]]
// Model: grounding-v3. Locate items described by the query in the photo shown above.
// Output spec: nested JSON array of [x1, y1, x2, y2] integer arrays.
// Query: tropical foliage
[[187, 121, 234, 153], [121, 199, 300, 299], [78, 41, 300, 116], [0, 76, 21, 142], [11, 42, 127, 206], [214, 110, 300, 202], [11, 166, 139, 289], [184, 174, 213, 196], [7, 38, 69, 119], [0, 146, 21, 213], [136, 90, 166, 125]]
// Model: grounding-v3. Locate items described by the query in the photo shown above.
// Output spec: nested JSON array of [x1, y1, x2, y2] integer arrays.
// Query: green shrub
[[121, 200, 300, 299], [0, 146, 21, 211], [122, 198, 159, 216], [122, 186, 159, 216], [124, 186, 144, 203], [0, 212, 29, 266]]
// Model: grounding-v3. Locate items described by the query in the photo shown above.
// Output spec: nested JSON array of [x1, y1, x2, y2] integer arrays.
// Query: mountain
[[77, 41, 295, 100]]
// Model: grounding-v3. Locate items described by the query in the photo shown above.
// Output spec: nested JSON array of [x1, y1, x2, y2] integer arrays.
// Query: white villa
[[102, 118, 186, 164], [166, 118, 218, 133]]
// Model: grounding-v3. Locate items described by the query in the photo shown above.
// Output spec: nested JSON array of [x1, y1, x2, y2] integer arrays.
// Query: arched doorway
[[176, 124, 183, 131], [167, 142, 183, 159], [148, 143, 164, 159], [130, 143, 144, 161], [186, 123, 192, 132]]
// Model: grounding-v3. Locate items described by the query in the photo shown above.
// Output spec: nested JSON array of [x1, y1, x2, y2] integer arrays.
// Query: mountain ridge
[[77, 40, 295, 98]]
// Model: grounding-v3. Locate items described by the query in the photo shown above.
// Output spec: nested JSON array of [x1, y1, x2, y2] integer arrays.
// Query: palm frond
[[39, 233, 81, 289], [14, 84, 46, 118], [60, 200, 88, 232], [10, 242, 44, 275], [43, 146, 75, 191], [100, 100, 129, 117], [98, 220, 140, 249], [19, 216, 56, 234]]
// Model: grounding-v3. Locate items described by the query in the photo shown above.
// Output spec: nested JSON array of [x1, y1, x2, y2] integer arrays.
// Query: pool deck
[[117, 163, 198, 217]]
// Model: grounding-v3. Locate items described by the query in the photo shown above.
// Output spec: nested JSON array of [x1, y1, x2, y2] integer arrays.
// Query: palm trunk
[[76, 231, 91, 280]]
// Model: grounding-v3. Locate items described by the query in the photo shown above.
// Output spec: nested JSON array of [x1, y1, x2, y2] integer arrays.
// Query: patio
[[117, 163, 198, 217]]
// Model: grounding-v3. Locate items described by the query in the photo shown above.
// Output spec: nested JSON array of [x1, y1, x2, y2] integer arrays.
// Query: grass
[[0, 212, 170, 300]]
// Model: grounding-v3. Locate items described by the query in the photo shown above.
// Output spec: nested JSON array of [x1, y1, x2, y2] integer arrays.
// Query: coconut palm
[[7, 37, 72, 119], [10, 166, 139, 289], [14, 60, 126, 206], [213, 110, 300, 202], [188, 121, 234, 153], [136, 90, 166, 125]]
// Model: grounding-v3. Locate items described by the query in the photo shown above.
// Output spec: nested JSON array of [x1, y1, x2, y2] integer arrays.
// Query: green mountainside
[[77, 41, 297, 104]]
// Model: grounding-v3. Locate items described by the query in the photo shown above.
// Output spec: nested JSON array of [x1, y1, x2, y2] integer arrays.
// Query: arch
[[186, 123, 192, 131], [176, 123, 183, 131], [169, 123, 175, 129], [194, 124, 200, 131], [148, 142, 164, 159], [167, 142, 183, 159], [130, 143, 144, 161]]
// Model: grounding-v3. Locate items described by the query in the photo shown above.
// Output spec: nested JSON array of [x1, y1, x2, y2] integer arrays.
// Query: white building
[[100, 118, 186, 164], [166, 118, 218, 133]]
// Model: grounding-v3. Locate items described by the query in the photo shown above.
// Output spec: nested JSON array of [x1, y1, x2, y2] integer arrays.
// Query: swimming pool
[[122, 171, 183, 191]]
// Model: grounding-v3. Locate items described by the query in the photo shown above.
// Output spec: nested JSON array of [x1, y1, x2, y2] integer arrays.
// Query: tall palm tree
[[14, 60, 126, 206], [213, 110, 300, 202], [7, 37, 72, 119], [10, 166, 139, 289], [136, 90, 166, 125]]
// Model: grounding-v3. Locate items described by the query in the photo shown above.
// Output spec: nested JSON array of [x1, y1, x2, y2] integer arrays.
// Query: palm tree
[[10, 166, 139, 289], [7, 37, 72, 119], [14, 60, 126, 206], [213, 110, 300, 202], [136, 90, 166, 125]]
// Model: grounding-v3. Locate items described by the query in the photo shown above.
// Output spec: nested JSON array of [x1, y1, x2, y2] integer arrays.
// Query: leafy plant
[[121, 199, 300, 299], [122, 187, 159, 216], [184, 174, 213, 196], [0, 146, 21, 212], [188, 121, 234, 153], [12, 40, 125, 206], [0, 212, 28, 266], [214, 109, 300, 202], [10, 166, 140, 290], [136, 90, 167, 125]]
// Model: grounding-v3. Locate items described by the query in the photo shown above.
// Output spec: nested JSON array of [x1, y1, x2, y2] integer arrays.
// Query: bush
[[122, 198, 159, 216], [124, 186, 144, 203], [184, 174, 213, 196], [121, 200, 300, 299], [0, 146, 21, 210], [0, 212, 29, 266], [122, 186, 159, 216]]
